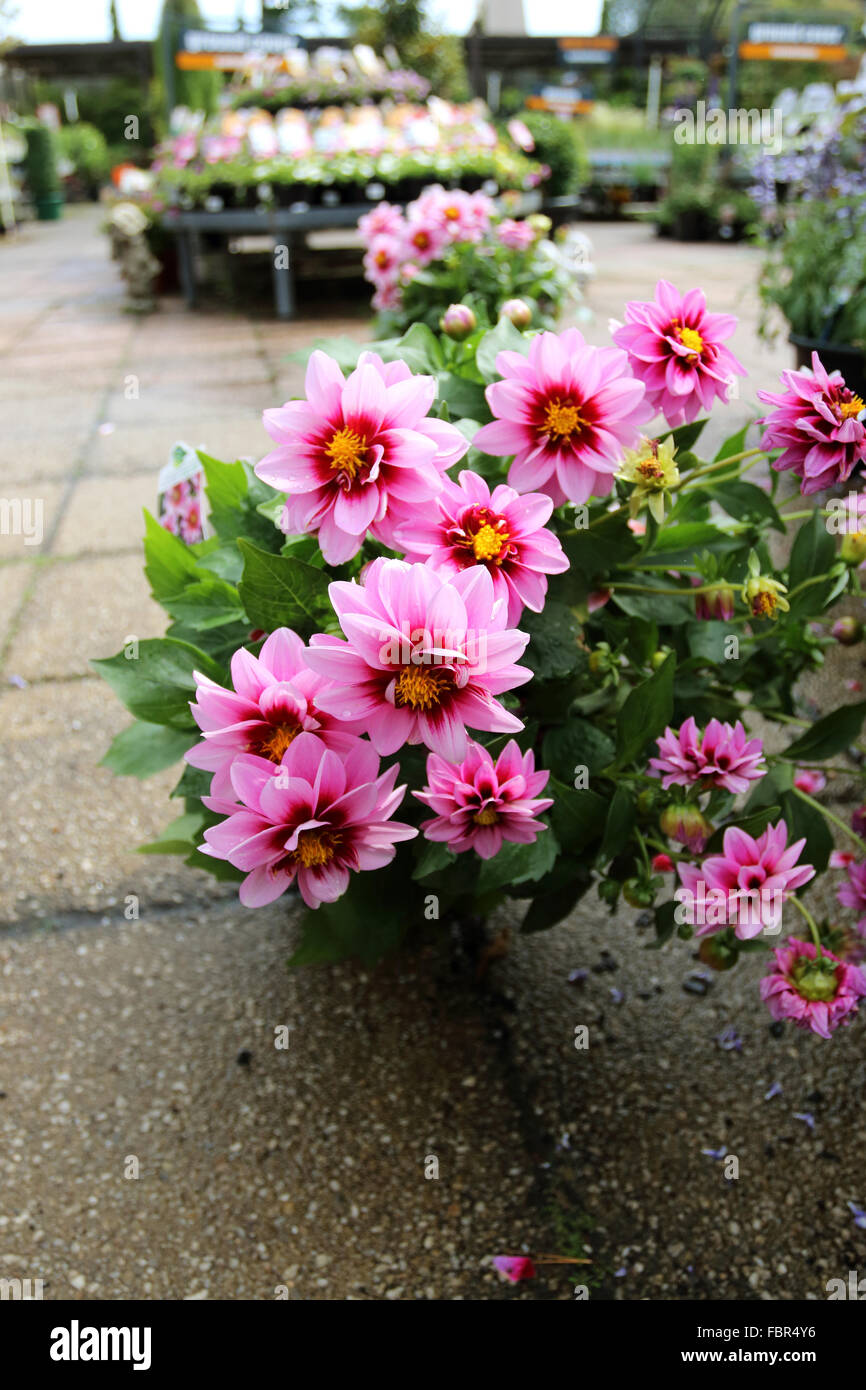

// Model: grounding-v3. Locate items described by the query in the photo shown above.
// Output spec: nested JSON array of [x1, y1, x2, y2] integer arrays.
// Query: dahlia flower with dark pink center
[[612, 279, 746, 428], [648, 716, 766, 794], [473, 327, 650, 506], [185, 627, 362, 800], [304, 558, 531, 762], [201, 732, 417, 909], [757, 352, 866, 495], [760, 938, 866, 1039], [676, 821, 815, 939], [414, 739, 553, 859], [395, 469, 568, 625], [838, 860, 866, 933], [255, 350, 468, 564]]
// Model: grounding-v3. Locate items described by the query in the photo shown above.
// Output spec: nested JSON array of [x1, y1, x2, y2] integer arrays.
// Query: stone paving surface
[[1, 206, 864, 1302]]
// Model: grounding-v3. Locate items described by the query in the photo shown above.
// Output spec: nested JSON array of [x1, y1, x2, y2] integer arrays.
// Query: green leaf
[[101, 721, 194, 779], [521, 874, 587, 933], [646, 898, 677, 950], [288, 859, 411, 967], [704, 805, 781, 853], [548, 778, 607, 852], [782, 702, 866, 761], [600, 785, 636, 861], [614, 651, 676, 769], [201, 454, 283, 550], [665, 417, 708, 452], [138, 809, 208, 855], [237, 539, 332, 635], [522, 600, 584, 681], [712, 422, 749, 463], [142, 509, 201, 603], [475, 828, 559, 896], [162, 576, 244, 630], [787, 511, 835, 592], [610, 580, 692, 626], [411, 840, 456, 881], [476, 317, 529, 382], [707, 480, 784, 532], [564, 510, 639, 577], [780, 789, 833, 875], [92, 638, 224, 729], [542, 720, 615, 782]]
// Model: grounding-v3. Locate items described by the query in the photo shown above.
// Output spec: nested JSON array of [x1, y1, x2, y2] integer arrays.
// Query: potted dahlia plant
[[96, 278, 866, 1039]]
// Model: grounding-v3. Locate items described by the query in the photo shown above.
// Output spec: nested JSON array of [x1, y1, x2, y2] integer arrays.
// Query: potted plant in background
[[24, 123, 64, 221], [753, 70, 866, 397]]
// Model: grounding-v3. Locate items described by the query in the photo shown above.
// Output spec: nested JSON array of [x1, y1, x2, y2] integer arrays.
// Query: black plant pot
[[673, 210, 712, 241], [790, 334, 866, 400]]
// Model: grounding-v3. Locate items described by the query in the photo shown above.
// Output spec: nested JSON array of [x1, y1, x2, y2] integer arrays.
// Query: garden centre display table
[[165, 190, 543, 320]]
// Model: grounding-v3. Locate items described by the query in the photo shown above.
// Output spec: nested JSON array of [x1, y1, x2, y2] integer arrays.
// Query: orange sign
[[558, 36, 618, 50], [738, 41, 848, 61]]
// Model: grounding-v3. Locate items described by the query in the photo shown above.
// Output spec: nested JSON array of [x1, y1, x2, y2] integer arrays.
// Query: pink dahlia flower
[[760, 938, 866, 1039], [358, 201, 404, 243], [185, 627, 361, 800], [256, 350, 468, 564], [676, 821, 815, 939], [496, 218, 535, 252], [304, 558, 531, 761], [402, 216, 447, 266], [492, 1255, 536, 1283], [395, 469, 568, 625], [757, 353, 866, 495], [362, 233, 403, 288], [412, 185, 493, 243], [201, 732, 417, 909], [612, 279, 746, 428], [473, 328, 649, 506], [648, 716, 766, 794], [838, 860, 866, 933], [793, 768, 826, 795], [414, 739, 553, 859]]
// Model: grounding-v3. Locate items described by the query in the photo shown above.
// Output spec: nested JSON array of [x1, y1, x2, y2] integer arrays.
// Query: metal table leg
[[272, 234, 295, 320], [176, 230, 197, 309]]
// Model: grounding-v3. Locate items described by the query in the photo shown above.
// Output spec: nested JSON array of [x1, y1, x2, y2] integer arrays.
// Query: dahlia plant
[[359, 186, 574, 332], [95, 284, 866, 1036]]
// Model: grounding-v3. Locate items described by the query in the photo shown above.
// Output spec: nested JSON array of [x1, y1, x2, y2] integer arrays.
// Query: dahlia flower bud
[[660, 803, 713, 854], [831, 616, 863, 646], [623, 878, 656, 908], [526, 213, 551, 236], [841, 530, 866, 565], [439, 303, 476, 340], [744, 573, 789, 619], [852, 806, 866, 838], [499, 298, 532, 329], [695, 583, 736, 622]]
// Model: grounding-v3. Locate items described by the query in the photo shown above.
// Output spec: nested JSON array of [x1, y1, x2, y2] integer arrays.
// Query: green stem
[[788, 893, 823, 952], [678, 448, 762, 487], [610, 580, 736, 598], [792, 786, 866, 854]]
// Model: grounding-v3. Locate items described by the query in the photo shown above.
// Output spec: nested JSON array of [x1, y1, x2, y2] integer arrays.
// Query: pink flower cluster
[[360, 186, 533, 312], [649, 717, 766, 795], [160, 478, 204, 543], [757, 352, 866, 495]]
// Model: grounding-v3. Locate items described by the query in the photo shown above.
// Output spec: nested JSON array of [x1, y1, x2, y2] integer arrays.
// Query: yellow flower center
[[543, 397, 585, 441], [637, 458, 665, 483], [291, 827, 341, 869], [474, 806, 499, 826], [413, 230, 430, 249], [839, 395, 865, 420], [751, 590, 777, 619], [444, 206, 460, 221], [472, 522, 509, 562], [255, 721, 300, 762], [326, 427, 366, 480], [394, 664, 452, 711], [678, 326, 704, 356]]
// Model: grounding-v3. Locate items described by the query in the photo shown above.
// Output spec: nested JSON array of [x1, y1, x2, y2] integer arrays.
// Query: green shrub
[[24, 125, 61, 199], [521, 111, 586, 197], [57, 123, 110, 187]]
